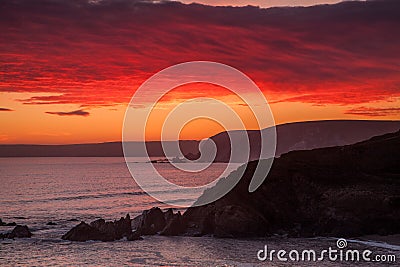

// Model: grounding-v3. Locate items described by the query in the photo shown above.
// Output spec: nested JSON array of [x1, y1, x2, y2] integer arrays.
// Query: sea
[[0, 157, 398, 266]]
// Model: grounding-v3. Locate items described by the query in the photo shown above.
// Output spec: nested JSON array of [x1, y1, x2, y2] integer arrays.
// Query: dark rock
[[62, 222, 106, 242], [7, 225, 33, 238], [63, 214, 136, 242], [183, 130, 400, 238], [163, 208, 174, 222], [127, 231, 143, 241], [183, 205, 215, 236], [88, 214, 132, 240], [136, 207, 166, 235], [160, 211, 186, 236], [89, 219, 116, 241], [133, 208, 188, 236], [113, 214, 132, 239], [213, 205, 269, 237], [47, 221, 57, 226], [131, 214, 143, 230]]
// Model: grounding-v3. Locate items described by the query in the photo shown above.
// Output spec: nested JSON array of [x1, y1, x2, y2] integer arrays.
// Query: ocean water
[[0, 157, 398, 266]]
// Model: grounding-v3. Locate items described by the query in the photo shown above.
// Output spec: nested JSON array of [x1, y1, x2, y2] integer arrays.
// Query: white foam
[[347, 238, 400, 251]]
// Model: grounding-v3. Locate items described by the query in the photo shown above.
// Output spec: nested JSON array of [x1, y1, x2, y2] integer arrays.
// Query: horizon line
[[2, 119, 399, 146]]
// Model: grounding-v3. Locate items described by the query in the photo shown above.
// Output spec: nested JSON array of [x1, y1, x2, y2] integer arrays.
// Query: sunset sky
[[1, 0, 399, 144]]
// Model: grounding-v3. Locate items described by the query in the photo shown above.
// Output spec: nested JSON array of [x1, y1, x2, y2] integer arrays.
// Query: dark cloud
[[45, 109, 90, 116], [0, 108, 14, 111], [345, 107, 400, 117], [0, 0, 399, 106]]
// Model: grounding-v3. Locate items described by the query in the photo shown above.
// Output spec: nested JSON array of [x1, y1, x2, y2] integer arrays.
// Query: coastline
[[1, 227, 399, 266]]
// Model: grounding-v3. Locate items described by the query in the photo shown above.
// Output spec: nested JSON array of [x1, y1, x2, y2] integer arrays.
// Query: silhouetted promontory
[[207, 119, 400, 162], [183, 130, 400, 238]]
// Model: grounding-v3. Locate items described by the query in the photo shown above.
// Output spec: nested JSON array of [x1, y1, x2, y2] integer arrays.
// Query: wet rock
[[62, 222, 106, 242], [213, 205, 268, 237], [47, 221, 57, 226], [127, 231, 143, 241], [184, 204, 268, 238], [63, 214, 137, 242], [131, 214, 143, 230], [133, 208, 189, 236], [7, 225, 33, 238], [113, 214, 132, 239], [163, 208, 174, 222], [183, 205, 215, 236], [160, 211, 185, 236], [89, 219, 116, 241], [89, 214, 132, 241], [136, 207, 166, 235]]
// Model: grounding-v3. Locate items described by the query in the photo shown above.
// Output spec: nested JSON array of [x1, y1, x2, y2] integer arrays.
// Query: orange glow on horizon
[[1, 89, 399, 144]]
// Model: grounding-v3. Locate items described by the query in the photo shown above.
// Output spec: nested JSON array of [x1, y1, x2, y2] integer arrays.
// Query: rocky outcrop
[[132, 208, 186, 236], [62, 222, 105, 242], [160, 211, 185, 236], [90, 214, 132, 240], [10, 225, 32, 238], [134, 207, 166, 235], [183, 130, 400, 238], [61, 207, 184, 241], [62, 214, 140, 242], [0, 225, 33, 239]]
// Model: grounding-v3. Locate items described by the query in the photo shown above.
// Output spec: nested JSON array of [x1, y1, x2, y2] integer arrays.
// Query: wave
[[1, 191, 145, 204], [2, 189, 202, 205], [347, 238, 400, 251]]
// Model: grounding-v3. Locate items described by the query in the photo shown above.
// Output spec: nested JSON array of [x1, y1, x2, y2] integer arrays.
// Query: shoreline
[[2, 213, 400, 250]]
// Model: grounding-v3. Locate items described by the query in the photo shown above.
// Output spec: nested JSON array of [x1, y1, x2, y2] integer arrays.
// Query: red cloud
[[0, 0, 399, 107]]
